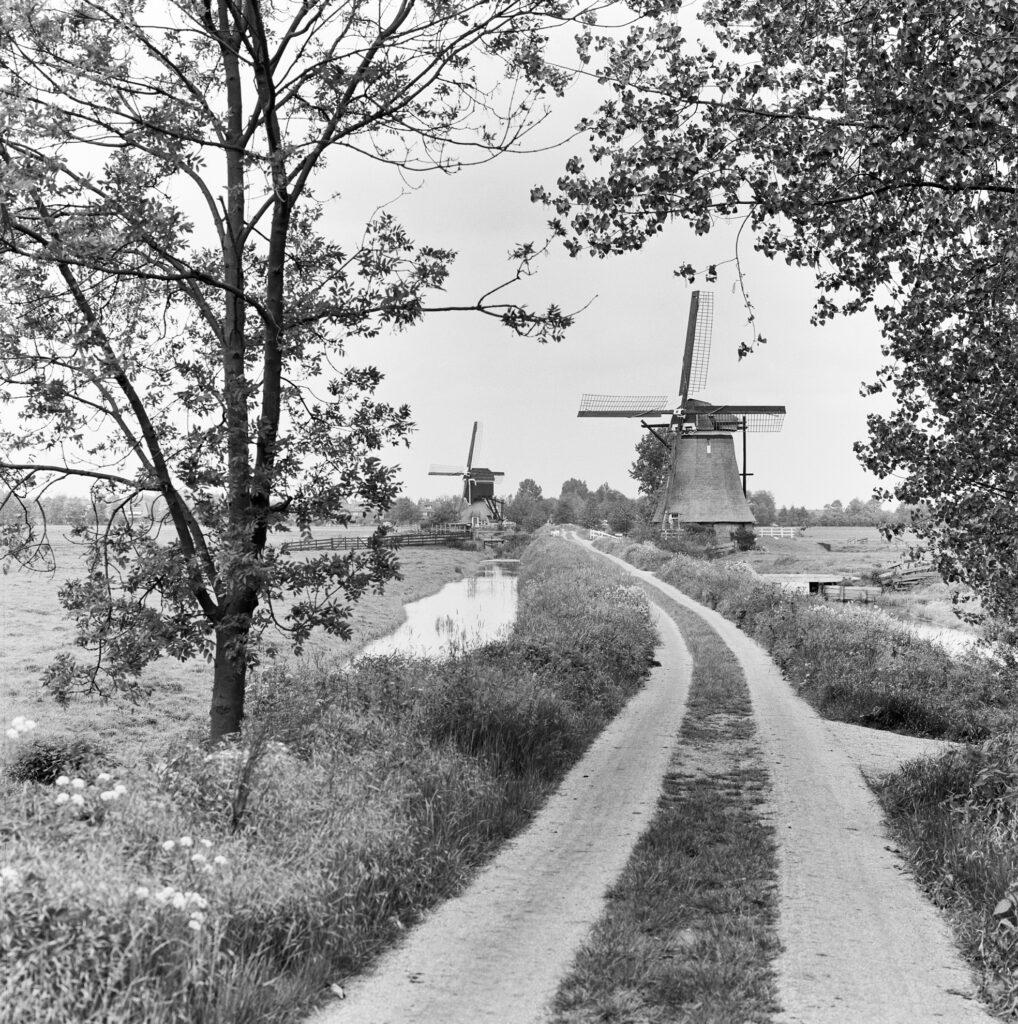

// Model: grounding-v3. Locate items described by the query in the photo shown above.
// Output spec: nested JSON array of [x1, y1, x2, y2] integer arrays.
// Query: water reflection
[[357, 561, 519, 660]]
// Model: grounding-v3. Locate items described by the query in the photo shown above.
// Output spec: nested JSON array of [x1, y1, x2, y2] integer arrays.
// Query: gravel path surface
[[582, 537, 992, 1024], [307, 603, 693, 1024]]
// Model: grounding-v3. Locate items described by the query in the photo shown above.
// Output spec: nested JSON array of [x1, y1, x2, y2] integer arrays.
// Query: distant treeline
[[396, 484, 914, 533], [4, 488, 914, 536]]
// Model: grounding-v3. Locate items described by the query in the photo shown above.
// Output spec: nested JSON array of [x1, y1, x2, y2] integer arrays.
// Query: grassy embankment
[[0, 538, 485, 766], [594, 535, 1014, 741], [0, 533, 655, 1024], [552, 581, 780, 1024], [595, 533, 1018, 1017]]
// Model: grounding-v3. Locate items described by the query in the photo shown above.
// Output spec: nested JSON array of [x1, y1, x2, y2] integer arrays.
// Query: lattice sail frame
[[577, 394, 672, 418], [684, 291, 713, 396]]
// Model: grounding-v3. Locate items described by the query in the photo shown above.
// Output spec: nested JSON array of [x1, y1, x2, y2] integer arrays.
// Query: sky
[[1, 8, 896, 513], [329, 77, 892, 510]]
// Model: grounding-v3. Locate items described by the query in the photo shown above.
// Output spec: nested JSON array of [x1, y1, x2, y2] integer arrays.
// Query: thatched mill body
[[428, 421, 507, 528], [578, 292, 785, 541]]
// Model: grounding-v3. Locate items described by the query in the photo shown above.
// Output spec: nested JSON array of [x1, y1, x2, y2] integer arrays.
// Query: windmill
[[428, 421, 507, 527], [578, 291, 785, 540]]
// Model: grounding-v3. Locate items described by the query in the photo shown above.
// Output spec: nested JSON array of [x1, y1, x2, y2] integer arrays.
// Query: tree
[[0, 0, 585, 739], [545, 0, 1018, 630], [747, 490, 775, 526], [423, 497, 463, 529], [506, 478, 551, 531], [388, 498, 422, 527], [560, 478, 590, 500], [630, 432, 672, 499], [604, 500, 635, 533]]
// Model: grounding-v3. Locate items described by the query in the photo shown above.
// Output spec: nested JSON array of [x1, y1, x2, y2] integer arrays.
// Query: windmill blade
[[428, 464, 466, 476], [698, 405, 786, 433], [577, 393, 672, 418], [678, 290, 714, 402], [465, 421, 481, 471]]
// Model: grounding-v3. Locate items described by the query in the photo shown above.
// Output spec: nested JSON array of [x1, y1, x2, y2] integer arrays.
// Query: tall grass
[[878, 735, 1018, 1017], [594, 536, 1017, 740], [0, 535, 655, 1024]]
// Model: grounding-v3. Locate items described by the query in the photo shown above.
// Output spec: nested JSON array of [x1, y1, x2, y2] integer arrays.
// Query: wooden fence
[[876, 559, 938, 590], [756, 526, 800, 539], [281, 525, 471, 555]]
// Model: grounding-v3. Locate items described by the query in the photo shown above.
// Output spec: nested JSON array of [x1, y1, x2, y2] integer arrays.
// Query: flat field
[[0, 531, 483, 765], [728, 525, 912, 575]]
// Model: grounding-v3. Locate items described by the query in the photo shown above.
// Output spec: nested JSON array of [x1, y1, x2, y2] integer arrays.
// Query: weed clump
[[6, 734, 107, 785]]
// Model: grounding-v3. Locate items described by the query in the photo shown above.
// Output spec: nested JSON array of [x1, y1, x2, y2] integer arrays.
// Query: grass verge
[[877, 735, 1018, 1018], [551, 579, 780, 1024], [593, 536, 1016, 740], [0, 533, 656, 1024]]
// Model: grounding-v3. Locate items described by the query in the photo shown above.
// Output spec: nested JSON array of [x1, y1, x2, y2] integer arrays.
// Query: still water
[[357, 560, 519, 659]]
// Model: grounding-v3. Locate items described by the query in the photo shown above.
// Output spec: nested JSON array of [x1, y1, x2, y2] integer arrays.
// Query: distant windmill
[[578, 291, 785, 539], [428, 421, 507, 527]]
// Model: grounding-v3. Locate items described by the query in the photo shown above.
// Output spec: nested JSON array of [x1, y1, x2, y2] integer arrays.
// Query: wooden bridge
[[281, 524, 472, 555]]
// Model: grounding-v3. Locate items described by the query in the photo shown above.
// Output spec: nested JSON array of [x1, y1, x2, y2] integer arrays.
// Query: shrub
[[6, 735, 107, 785]]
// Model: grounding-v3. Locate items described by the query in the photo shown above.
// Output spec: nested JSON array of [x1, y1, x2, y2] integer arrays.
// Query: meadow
[[0, 532, 485, 767], [0, 533, 657, 1024]]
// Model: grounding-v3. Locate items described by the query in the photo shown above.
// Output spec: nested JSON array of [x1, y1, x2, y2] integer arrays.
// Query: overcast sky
[[330, 72, 892, 510]]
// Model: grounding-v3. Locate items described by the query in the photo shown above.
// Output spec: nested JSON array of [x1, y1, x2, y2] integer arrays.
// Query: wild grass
[[594, 537, 1017, 740], [551, 583, 780, 1023], [877, 735, 1018, 1017], [0, 534, 655, 1024]]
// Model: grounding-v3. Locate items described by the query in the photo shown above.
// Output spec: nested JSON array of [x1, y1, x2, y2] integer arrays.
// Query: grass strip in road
[[551, 582, 781, 1024], [877, 735, 1018, 1017], [593, 535, 1017, 741]]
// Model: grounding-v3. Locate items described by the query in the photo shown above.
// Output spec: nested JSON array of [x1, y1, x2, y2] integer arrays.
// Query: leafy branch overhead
[[0, 0, 602, 738], [544, 0, 1018, 634]]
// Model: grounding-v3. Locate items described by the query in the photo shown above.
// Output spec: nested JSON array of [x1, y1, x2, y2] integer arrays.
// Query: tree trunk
[[209, 617, 250, 741]]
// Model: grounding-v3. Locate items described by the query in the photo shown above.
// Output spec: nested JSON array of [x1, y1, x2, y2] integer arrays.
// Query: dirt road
[[582, 537, 991, 1024], [307, 603, 693, 1024]]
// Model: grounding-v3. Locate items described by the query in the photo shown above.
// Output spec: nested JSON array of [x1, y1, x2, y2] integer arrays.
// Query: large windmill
[[578, 291, 785, 539], [428, 421, 507, 527]]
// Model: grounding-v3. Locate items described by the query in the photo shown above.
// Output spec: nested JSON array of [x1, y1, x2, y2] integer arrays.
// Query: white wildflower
[[0, 865, 21, 890], [55, 775, 69, 786], [191, 852, 207, 864], [171, 892, 187, 910], [161, 840, 176, 851], [70, 778, 86, 790], [134, 886, 150, 899], [54, 792, 70, 805], [96, 772, 112, 783], [5, 729, 18, 740], [213, 855, 229, 867], [178, 836, 193, 848], [99, 790, 117, 802], [69, 794, 85, 807], [113, 784, 126, 796], [155, 886, 175, 903], [200, 839, 212, 849], [187, 918, 202, 931]]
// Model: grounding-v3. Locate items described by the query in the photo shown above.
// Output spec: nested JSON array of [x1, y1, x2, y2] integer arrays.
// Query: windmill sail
[[678, 290, 714, 402], [577, 394, 672, 418], [466, 421, 481, 470]]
